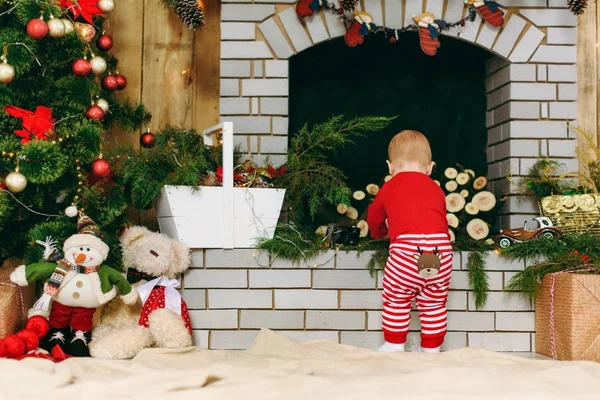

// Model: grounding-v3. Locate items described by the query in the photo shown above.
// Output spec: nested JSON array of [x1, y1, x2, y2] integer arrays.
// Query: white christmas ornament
[[47, 17, 66, 38], [0, 60, 15, 83], [96, 98, 109, 113], [89, 55, 107, 75], [65, 205, 78, 217], [97, 0, 115, 13], [61, 19, 74, 34]]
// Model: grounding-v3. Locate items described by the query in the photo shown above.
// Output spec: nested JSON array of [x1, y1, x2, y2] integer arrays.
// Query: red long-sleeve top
[[367, 172, 448, 242]]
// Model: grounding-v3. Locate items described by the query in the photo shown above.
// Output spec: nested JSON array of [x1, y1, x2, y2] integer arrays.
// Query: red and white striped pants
[[382, 233, 453, 349]]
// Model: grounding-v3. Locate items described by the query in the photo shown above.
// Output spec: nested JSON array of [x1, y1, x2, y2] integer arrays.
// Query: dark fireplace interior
[[289, 32, 493, 191]]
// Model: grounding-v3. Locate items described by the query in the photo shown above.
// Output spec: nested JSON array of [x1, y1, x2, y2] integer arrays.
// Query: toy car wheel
[[498, 238, 511, 249], [540, 231, 556, 240]]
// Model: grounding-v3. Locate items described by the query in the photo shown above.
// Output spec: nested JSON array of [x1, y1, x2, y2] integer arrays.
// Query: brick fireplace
[[179, 0, 579, 351]]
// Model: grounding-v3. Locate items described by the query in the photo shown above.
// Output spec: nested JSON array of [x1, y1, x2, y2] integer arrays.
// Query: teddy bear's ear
[[171, 240, 192, 274], [120, 226, 150, 247]]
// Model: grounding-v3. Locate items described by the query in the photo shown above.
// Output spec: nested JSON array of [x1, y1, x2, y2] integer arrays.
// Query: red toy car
[[493, 216, 561, 249]]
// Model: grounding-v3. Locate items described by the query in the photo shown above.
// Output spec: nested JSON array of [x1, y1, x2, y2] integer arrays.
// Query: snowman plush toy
[[10, 207, 138, 357]]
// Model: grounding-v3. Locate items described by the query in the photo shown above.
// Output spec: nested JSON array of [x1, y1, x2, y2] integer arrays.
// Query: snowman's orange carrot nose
[[75, 253, 86, 264]]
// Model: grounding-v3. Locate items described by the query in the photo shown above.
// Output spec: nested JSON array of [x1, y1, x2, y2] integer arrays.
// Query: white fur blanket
[[2, 329, 599, 399]]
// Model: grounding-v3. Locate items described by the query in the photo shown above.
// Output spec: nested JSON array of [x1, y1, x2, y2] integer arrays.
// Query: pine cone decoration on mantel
[[567, 0, 588, 15], [176, 0, 206, 30], [339, 0, 359, 12]]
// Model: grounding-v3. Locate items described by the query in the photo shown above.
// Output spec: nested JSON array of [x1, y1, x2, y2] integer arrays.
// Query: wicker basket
[[539, 194, 600, 235], [535, 273, 600, 362], [0, 258, 35, 338]]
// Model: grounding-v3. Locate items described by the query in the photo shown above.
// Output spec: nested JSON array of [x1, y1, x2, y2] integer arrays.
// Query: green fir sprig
[[466, 251, 489, 309]]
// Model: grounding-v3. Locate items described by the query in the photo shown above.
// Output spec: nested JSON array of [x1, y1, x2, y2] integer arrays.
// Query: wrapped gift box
[[535, 273, 600, 362], [0, 258, 36, 338]]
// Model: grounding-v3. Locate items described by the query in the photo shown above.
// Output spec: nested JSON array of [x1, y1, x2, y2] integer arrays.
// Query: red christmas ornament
[[115, 74, 127, 90], [101, 74, 118, 91], [389, 36, 397, 44], [140, 129, 155, 148], [72, 58, 91, 76], [97, 34, 113, 51], [26, 18, 49, 40], [86, 105, 105, 120], [91, 157, 111, 178]]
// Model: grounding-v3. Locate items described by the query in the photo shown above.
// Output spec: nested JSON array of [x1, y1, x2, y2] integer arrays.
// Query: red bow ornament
[[4, 105, 55, 144], [267, 165, 286, 179], [60, 0, 103, 24], [216, 166, 244, 182]]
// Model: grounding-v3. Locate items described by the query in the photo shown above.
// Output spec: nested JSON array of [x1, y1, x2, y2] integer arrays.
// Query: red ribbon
[[4, 105, 55, 144]]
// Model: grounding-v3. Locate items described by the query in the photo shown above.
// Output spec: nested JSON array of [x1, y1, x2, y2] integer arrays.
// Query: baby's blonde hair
[[388, 130, 432, 168]]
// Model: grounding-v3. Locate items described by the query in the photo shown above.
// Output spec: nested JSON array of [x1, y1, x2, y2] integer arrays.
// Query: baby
[[367, 130, 452, 353]]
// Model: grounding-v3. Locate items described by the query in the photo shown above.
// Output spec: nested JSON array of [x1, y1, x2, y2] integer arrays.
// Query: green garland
[[466, 251, 489, 309]]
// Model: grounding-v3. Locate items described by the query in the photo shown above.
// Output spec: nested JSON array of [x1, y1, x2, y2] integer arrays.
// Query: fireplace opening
[[288, 32, 493, 191]]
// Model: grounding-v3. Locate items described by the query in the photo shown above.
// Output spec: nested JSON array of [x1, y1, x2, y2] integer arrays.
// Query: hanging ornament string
[[6, 42, 43, 67], [0, 0, 24, 17], [1, 188, 63, 218]]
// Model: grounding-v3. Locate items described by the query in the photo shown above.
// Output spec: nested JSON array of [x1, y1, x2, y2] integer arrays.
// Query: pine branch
[[466, 251, 489, 309]]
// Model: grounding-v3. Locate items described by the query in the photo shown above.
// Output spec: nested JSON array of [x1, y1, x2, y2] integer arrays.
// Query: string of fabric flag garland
[[295, 0, 505, 56]]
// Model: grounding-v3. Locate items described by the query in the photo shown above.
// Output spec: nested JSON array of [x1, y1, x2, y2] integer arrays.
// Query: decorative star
[[60, 0, 103, 24]]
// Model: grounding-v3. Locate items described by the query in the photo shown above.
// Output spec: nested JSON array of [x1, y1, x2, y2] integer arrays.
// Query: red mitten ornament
[[467, 1, 504, 27], [296, 0, 320, 17], [345, 12, 376, 47], [413, 13, 441, 56]]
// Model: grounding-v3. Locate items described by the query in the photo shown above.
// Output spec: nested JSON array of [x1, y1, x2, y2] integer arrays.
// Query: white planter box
[[155, 122, 286, 249]]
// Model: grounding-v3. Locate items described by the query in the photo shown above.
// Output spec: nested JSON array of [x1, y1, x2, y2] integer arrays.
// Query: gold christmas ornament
[[61, 19, 74, 34], [89, 55, 107, 75], [5, 169, 27, 193], [96, 98, 109, 113], [98, 0, 115, 13], [74, 22, 96, 44], [47, 16, 66, 38], [0, 59, 15, 83]]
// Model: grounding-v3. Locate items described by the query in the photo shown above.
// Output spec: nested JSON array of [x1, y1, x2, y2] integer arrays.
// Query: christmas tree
[[0, 0, 150, 265]]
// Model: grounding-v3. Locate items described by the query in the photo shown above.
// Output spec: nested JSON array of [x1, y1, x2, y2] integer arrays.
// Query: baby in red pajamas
[[367, 130, 452, 353]]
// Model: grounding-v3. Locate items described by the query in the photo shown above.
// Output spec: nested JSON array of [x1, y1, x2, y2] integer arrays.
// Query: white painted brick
[[275, 289, 338, 309], [210, 330, 259, 350], [447, 291, 467, 311], [499, 215, 539, 232], [443, 0, 463, 23], [383, 0, 402, 27], [306, 311, 365, 330], [487, 85, 510, 109], [450, 271, 503, 291], [548, 139, 577, 157], [221, 22, 256, 40], [468, 292, 531, 311], [520, 9, 576, 27], [324, 0, 347, 38], [424, 0, 443, 21], [260, 98, 288, 115], [186, 269, 248, 289], [192, 330, 209, 348], [468, 332, 531, 352], [336, 251, 375, 269], [558, 83, 577, 101], [519, 158, 538, 176], [221, 5, 274, 22], [258, 18, 294, 59], [541, 103, 548, 119], [504, 271, 518, 289], [447, 311, 495, 331], [219, 116, 271, 134], [376, 272, 383, 289], [272, 117, 288, 135], [251, 98, 258, 115], [206, 249, 262, 268], [531, 333, 536, 351], [492, 15, 527, 58], [250, 154, 287, 168], [189, 310, 238, 329], [531, 46, 577, 64], [476, 23, 500, 49], [547, 27, 576, 45], [487, 66, 508, 92], [265, 60, 288, 77], [540, 139, 548, 156], [549, 102, 577, 120], [248, 270, 310, 288], [233, 135, 250, 152], [509, 83, 556, 101], [509, 27, 545, 63], [491, 140, 538, 160], [496, 312, 535, 331], [253, 60, 263, 78], [240, 310, 304, 329], [220, 98, 250, 115], [221, 60, 251, 78], [537, 65, 547, 81], [404, 0, 423, 27], [441, 332, 468, 351], [340, 331, 383, 350], [208, 289, 272, 309], [241, 79, 288, 96], [221, 41, 273, 59], [367, 310, 382, 330], [221, 79, 239, 96], [482, 251, 525, 271], [509, 121, 567, 139], [510, 102, 540, 119], [504, 195, 539, 214], [271, 250, 335, 268], [548, 65, 577, 83], [548, 0, 568, 6], [279, 8, 312, 53], [510, 64, 536, 82], [486, 111, 494, 128], [486, 57, 509, 76], [260, 135, 288, 154], [305, 12, 329, 44], [313, 270, 376, 289], [340, 290, 382, 310], [181, 289, 206, 309], [279, 331, 339, 343]]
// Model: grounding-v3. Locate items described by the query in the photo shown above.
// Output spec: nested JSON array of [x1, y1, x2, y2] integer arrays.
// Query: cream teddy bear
[[89, 226, 193, 359]]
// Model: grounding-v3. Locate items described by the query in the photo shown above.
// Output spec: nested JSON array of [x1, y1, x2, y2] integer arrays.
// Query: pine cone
[[567, 0, 588, 15], [199, 171, 219, 186], [339, 0, 359, 12], [176, 0, 206, 30]]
